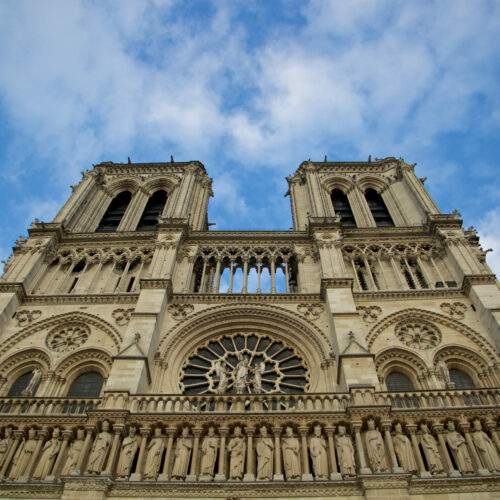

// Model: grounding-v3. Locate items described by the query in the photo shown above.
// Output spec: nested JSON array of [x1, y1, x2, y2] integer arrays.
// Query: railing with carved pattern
[[0, 397, 101, 415]]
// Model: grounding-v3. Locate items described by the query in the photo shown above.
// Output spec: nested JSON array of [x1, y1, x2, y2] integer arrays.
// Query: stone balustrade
[[0, 397, 101, 416]]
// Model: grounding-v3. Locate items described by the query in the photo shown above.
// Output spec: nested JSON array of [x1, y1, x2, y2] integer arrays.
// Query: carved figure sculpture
[[336, 425, 356, 477], [227, 426, 246, 480], [281, 426, 301, 480], [199, 426, 218, 480], [471, 419, 500, 472], [445, 421, 474, 474], [62, 429, 85, 475], [392, 423, 417, 474], [252, 361, 265, 393], [213, 361, 229, 394], [32, 427, 62, 480], [234, 354, 250, 394], [0, 427, 14, 469], [437, 360, 451, 384], [86, 421, 112, 475], [143, 428, 165, 480], [116, 426, 140, 479], [171, 427, 193, 480], [419, 424, 444, 474], [256, 426, 274, 480], [309, 425, 328, 479], [10, 428, 37, 480], [23, 367, 42, 396], [364, 419, 389, 472]]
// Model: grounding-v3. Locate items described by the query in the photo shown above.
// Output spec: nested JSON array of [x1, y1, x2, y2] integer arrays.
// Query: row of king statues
[[0, 419, 499, 482]]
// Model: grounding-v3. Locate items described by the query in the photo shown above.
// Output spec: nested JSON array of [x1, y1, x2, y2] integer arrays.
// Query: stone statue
[[143, 428, 165, 480], [256, 426, 274, 480], [23, 367, 42, 396], [336, 425, 356, 477], [281, 426, 301, 480], [471, 419, 500, 472], [116, 426, 140, 479], [10, 428, 37, 480], [309, 425, 328, 479], [364, 419, 389, 472], [234, 354, 250, 394], [252, 361, 265, 393], [392, 423, 417, 474], [213, 361, 229, 394], [445, 421, 474, 474], [419, 424, 444, 474], [32, 427, 62, 480], [171, 427, 193, 480], [62, 429, 85, 475], [199, 426, 218, 480], [86, 421, 112, 475], [227, 426, 246, 480], [437, 360, 451, 384], [0, 427, 14, 469]]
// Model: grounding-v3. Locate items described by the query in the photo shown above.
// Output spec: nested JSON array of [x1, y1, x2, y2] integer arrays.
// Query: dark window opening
[[126, 277, 135, 292], [68, 277, 79, 293], [96, 191, 132, 232], [449, 369, 474, 389], [68, 372, 104, 398], [365, 188, 394, 227], [137, 190, 168, 231], [330, 189, 356, 227], [386, 371, 414, 392], [8, 371, 41, 397]]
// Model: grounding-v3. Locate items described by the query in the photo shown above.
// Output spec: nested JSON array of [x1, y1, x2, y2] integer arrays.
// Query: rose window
[[180, 333, 310, 395], [46, 324, 90, 353], [395, 321, 441, 350]]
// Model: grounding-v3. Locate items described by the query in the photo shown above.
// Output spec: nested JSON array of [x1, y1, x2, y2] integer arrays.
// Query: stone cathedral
[[0, 156, 499, 500]]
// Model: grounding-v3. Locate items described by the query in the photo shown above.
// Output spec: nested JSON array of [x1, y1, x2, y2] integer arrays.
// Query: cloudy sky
[[0, 0, 499, 275]]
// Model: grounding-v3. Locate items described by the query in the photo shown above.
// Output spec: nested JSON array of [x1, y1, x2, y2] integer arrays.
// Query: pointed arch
[[0, 312, 122, 359], [366, 308, 498, 362]]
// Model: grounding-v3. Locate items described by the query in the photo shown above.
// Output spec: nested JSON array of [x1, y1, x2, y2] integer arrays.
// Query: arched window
[[386, 371, 414, 392], [137, 190, 168, 231], [365, 188, 394, 227], [8, 371, 41, 397], [96, 191, 132, 232], [68, 372, 104, 398], [331, 189, 356, 227], [449, 369, 475, 389]]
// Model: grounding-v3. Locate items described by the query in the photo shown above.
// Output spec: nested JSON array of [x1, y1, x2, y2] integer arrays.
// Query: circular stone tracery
[[180, 333, 310, 395], [46, 324, 90, 353], [395, 321, 441, 350]]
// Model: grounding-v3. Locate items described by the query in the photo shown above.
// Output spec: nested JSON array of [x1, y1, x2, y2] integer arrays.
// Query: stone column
[[0, 431, 22, 478], [433, 423, 460, 478], [21, 429, 48, 481], [50, 430, 71, 480], [382, 421, 404, 473], [77, 425, 95, 474], [186, 427, 202, 482], [215, 426, 229, 481], [352, 422, 371, 474], [325, 425, 341, 480], [270, 259, 277, 293], [102, 424, 123, 477], [272, 426, 283, 481], [130, 427, 151, 481], [486, 420, 500, 454], [158, 427, 176, 481], [242, 259, 249, 293], [298, 426, 313, 481], [407, 424, 431, 478], [243, 426, 255, 482], [459, 422, 489, 476]]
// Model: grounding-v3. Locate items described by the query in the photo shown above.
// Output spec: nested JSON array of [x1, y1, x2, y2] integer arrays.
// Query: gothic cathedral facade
[[0, 157, 499, 499]]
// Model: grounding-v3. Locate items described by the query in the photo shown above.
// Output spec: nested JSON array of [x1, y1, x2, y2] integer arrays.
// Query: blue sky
[[0, 0, 499, 275]]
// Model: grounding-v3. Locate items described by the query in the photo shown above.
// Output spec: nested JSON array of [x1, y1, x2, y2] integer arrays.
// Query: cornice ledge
[[24, 293, 139, 305], [427, 213, 463, 231], [0, 483, 62, 496], [61, 475, 112, 492], [321, 278, 354, 298], [188, 230, 309, 242], [353, 288, 463, 301], [171, 292, 321, 303], [308, 216, 341, 235], [0, 282, 26, 300], [359, 473, 411, 490], [62, 231, 157, 243], [140, 278, 172, 297], [462, 274, 498, 294], [27, 221, 65, 238]]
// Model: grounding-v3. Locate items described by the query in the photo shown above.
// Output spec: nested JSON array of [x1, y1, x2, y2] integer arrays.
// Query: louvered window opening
[[331, 189, 356, 227], [96, 191, 132, 232], [137, 190, 168, 230]]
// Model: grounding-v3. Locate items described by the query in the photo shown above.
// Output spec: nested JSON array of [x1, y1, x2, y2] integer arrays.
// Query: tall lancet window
[[137, 190, 168, 230], [331, 188, 356, 227], [365, 188, 394, 227], [96, 191, 132, 232]]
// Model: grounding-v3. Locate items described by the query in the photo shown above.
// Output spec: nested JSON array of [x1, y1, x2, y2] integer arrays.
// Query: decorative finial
[[368, 155, 371, 163], [324, 155, 327, 162], [127, 157, 131, 164], [171, 155, 174, 163]]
